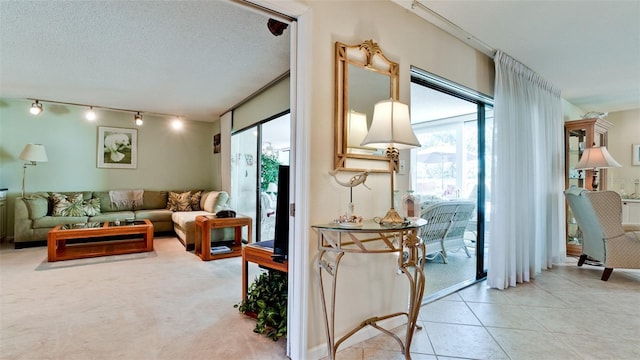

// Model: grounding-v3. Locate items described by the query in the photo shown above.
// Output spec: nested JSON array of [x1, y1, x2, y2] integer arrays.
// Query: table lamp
[[361, 99, 420, 225], [574, 145, 621, 191], [19, 143, 48, 198]]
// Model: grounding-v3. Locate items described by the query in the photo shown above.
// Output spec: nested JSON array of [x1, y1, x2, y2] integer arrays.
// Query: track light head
[[30, 100, 43, 115], [134, 112, 143, 126], [86, 106, 97, 121]]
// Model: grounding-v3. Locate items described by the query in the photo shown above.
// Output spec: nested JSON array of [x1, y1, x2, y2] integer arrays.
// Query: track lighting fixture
[[86, 106, 97, 121], [30, 100, 43, 115], [24, 98, 182, 126]]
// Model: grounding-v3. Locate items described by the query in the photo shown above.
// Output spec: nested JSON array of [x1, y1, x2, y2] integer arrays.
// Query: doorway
[[410, 67, 492, 300]]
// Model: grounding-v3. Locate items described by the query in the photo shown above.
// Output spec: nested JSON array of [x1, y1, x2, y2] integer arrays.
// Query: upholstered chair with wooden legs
[[564, 187, 640, 281]]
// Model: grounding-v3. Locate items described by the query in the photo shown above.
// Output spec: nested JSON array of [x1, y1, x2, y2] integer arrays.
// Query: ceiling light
[[30, 100, 43, 115], [171, 118, 183, 130], [134, 112, 143, 126], [86, 107, 97, 121]]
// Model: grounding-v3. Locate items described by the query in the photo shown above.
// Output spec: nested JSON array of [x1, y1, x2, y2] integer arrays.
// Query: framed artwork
[[633, 144, 640, 166], [97, 126, 137, 169], [213, 133, 221, 154]]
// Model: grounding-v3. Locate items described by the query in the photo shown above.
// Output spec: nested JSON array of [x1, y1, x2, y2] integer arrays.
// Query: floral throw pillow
[[82, 198, 101, 216], [52, 193, 85, 217], [166, 191, 192, 211], [190, 190, 203, 211]]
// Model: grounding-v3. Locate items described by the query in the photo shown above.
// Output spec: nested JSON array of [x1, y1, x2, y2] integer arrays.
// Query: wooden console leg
[[242, 249, 249, 300]]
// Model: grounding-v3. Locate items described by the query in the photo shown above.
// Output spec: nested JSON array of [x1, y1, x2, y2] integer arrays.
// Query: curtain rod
[[411, 0, 496, 57]]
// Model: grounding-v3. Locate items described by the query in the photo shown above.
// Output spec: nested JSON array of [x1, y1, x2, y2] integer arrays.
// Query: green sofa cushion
[[137, 191, 168, 210], [24, 194, 49, 219]]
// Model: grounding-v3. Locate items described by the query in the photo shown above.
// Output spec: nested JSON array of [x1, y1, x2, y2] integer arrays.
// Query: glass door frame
[[411, 67, 492, 284], [231, 110, 291, 243]]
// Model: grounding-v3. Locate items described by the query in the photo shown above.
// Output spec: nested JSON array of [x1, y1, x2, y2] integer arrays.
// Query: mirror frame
[[335, 39, 399, 172]]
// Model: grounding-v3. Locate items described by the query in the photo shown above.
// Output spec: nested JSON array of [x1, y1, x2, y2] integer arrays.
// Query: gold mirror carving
[[335, 40, 399, 172]]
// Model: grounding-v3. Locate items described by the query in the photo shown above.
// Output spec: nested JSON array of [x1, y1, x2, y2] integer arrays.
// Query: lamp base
[[379, 208, 407, 227]]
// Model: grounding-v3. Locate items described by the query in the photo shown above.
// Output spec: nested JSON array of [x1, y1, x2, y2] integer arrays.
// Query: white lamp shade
[[360, 99, 421, 149], [574, 146, 621, 169], [346, 110, 370, 148], [19, 144, 48, 162]]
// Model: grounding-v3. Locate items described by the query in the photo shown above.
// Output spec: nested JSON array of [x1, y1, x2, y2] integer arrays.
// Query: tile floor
[[327, 258, 640, 359]]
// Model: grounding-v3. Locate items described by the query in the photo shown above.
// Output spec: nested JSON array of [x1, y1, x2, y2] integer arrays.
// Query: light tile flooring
[[327, 258, 640, 359]]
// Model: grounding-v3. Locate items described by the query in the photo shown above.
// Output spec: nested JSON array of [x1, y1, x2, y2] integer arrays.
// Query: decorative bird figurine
[[328, 169, 371, 189]]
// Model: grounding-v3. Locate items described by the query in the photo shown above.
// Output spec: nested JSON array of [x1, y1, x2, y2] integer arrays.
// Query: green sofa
[[14, 190, 233, 250]]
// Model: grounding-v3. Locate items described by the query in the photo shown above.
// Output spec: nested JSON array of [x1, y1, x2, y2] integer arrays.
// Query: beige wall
[[0, 98, 218, 236], [305, 0, 494, 352], [605, 109, 640, 194], [232, 75, 290, 131]]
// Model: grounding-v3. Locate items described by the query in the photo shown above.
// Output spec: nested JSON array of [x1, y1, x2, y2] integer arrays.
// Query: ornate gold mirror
[[335, 40, 399, 172]]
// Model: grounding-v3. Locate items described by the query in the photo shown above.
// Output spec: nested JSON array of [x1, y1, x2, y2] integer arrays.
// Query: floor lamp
[[574, 145, 621, 191], [361, 99, 421, 226], [19, 143, 48, 198]]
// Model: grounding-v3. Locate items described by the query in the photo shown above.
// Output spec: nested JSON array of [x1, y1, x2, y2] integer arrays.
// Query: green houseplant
[[261, 152, 281, 191], [235, 269, 287, 341]]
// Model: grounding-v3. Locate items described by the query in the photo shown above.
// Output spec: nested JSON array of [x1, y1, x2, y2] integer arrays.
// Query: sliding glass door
[[230, 112, 290, 243], [410, 68, 492, 300]]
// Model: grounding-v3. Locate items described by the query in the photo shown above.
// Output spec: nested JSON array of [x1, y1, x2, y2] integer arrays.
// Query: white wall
[[0, 98, 217, 236], [304, 0, 494, 354]]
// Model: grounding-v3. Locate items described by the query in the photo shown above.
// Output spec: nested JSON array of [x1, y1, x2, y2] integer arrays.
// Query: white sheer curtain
[[488, 51, 565, 290]]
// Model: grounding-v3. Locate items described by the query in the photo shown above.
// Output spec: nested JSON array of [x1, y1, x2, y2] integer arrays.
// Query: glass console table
[[312, 219, 427, 360]]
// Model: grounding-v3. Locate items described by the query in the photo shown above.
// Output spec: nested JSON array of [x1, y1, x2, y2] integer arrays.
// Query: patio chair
[[418, 200, 475, 264], [564, 187, 640, 281]]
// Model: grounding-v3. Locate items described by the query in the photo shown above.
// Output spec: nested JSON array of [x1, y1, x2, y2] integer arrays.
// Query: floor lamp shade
[[361, 99, 420, 225], [19, 143, 48, 198], [19, 144, 48, 163]]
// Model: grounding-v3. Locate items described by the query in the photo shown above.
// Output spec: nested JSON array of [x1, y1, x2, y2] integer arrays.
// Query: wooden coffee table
[[48, 219, 154, 262]]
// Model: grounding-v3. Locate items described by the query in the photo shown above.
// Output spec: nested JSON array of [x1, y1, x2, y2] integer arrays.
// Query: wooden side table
[[194, 215, 252, 261], [242, 241, 288, 300]]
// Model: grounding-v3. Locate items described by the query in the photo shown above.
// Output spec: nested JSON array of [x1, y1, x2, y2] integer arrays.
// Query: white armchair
[[418, 200, 475, 264], [564, 187, 640, 281], [260, 192, 276, 240]]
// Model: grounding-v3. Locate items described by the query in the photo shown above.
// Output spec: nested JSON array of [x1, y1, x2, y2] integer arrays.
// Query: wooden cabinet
[[564, 118, 613, 256], [622, 199, 640, 224]]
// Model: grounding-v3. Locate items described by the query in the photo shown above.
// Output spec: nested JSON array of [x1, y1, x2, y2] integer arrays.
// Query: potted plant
[[235, 269, 287, 341]]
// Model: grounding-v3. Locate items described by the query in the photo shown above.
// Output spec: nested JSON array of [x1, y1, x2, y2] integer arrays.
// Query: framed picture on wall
[[97, 126, 137, 169], [633, 144, 640, 166], [213, 133, 221, 154]]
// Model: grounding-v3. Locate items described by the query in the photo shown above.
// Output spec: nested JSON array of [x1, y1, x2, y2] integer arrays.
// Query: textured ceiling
[[404, 0, 640, 113], [0, 0, 290, 122], [2, 1, 638, 123]]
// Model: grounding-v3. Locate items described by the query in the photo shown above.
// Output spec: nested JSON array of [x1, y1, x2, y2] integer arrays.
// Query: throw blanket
[[109, 189, 144, 209]]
